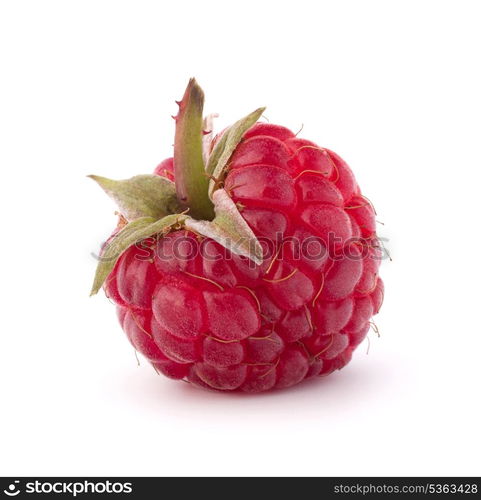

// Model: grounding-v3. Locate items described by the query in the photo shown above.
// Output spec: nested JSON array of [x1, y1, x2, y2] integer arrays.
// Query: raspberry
[[91, 79, 384, 392]]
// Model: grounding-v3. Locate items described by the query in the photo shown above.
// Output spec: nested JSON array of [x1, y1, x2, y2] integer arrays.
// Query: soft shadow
[[118, 356, 394, 421]]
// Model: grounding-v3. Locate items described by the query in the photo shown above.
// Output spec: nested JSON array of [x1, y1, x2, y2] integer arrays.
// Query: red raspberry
[[92, 79, 384, 392]]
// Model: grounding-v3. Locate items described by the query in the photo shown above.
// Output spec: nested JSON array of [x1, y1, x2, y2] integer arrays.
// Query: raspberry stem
[[174, 79, 215, 220]]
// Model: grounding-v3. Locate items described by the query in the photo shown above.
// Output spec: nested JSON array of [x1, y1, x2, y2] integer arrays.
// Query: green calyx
[[90, 214, 187, 296], [88, 174, 181, 220], [207, 106, 265, 196], [90, 78, 266, 296]]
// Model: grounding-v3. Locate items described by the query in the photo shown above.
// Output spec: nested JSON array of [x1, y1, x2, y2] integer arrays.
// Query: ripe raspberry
[[91, 79, 384, 392]]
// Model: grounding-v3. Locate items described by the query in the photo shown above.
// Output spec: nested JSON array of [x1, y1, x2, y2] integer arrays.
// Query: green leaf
[[206, 107, 265, 196], [88, 174, 181, 221], [185, 189, 263, 265], [90, 213, 186, 296]]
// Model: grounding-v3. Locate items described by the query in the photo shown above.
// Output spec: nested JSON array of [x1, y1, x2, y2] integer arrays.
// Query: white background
[[1, 0, 480, 477]]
